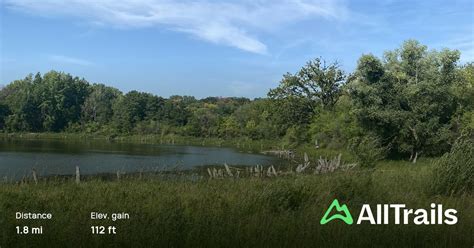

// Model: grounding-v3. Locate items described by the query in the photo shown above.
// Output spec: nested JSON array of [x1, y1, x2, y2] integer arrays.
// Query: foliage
[[309, 95, 362, 148], [281, 126, 305, 148], [112, 91, 164, 133], [219, 116, 240, 138], [269, 58, 346, 110], [349, 136, 386, 168], [0, 103, 10, 130], [185, 105, 219, 137], [82, 84, 121, 124], [431, 138, 474, 195], [349, 40, 463, 160]]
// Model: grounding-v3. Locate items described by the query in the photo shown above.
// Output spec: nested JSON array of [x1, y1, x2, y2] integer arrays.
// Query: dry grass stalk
[[224, 163, 233, 177], [296, 152, 311, 173], [266, 166, 277, 177], [75, 166, 80, 184], [314, 154, 355, 174], [32, 168, 38, 185]]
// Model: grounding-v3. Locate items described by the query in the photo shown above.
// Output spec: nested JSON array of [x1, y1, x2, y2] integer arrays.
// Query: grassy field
[[1, 160, 473, 247]]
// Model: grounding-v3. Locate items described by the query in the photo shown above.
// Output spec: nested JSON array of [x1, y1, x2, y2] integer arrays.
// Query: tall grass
[[431, 139, 474, 195], [0, 163, 472, 247]]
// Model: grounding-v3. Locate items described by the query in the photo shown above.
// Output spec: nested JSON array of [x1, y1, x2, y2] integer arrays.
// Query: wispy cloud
[[432, 36, 474, 63], [49, 55, 93, 66], [4, 0, 349, 54], [448, 38, 474, 63]]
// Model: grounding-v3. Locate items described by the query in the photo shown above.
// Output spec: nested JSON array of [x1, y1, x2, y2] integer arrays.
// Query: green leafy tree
[[82, 84, 121, 124], [36, 71, 90, 131], [233, 99, 277, 139], [269, 58, 346, 110], [163, 95, 195, 127], [0, 103, 10, 130], [219, 116, 240, 138], [309, 95, 362, 148], [1, 75, 42, 131], [113, 91, 164, 132], [455, 63, 474, 134], [186, 104, 219, 137], [350, 40, 461, 161]]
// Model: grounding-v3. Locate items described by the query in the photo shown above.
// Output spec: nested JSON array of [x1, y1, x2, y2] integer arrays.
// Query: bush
[[281, 126, 306, 149], [349, 136, 385, 168], [431, 138, 474, 195], [309, 96, 362, 149]]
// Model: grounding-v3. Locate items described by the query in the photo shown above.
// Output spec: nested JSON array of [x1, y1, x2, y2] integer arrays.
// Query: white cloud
[[4, 0, 349, 54], [49, 55, 93, 66]]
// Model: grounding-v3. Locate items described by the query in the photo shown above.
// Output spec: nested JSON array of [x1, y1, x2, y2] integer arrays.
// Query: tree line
[[1, 40, 473, 160]]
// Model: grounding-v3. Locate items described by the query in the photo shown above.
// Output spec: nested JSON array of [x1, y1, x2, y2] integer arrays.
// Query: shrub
[[431, 138, 474, 195], [309, 96, 362, 149], [349, 136, 385, 168], [281, 126, 306, 149]]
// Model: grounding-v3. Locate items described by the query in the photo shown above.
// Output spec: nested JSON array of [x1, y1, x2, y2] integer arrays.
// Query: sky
[[0, 0, 473, 98]]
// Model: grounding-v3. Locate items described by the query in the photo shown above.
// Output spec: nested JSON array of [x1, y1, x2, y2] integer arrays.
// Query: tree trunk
[[412, 151, 418, 164]]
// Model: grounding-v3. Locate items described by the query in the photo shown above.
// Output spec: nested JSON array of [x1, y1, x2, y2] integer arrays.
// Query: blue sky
[[1, 0, 473, 98]]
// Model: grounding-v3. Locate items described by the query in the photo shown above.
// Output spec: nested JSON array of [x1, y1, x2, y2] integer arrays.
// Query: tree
[[82, 84, 121, 124], [163, 96, 195, 127], [268, 97, 313, 136], [219, 116, 240, 138], [1, 75, 42, 131], [356, 54, 384, 84], [36, 71, 90, 131], [112, 91, 164, 132], [233, 99, 277, 139], [186, 105, 219, 137], [0, 103, 10, 130], [349, 40, 461, 161], [455, 63, 474, 135], [269, 57, 346, 110], [309, 95, 362, 148]]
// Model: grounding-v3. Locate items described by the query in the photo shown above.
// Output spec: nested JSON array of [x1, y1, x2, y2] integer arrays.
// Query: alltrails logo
[[320, 199, 458, 225], [320, 199, 353, 225]]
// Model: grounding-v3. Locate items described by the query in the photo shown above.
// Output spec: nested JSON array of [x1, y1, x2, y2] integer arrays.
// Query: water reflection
[[0, 139, 280, 179]]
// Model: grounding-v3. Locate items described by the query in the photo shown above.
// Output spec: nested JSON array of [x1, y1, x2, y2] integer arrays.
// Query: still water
[[0, 139, 280, 179]]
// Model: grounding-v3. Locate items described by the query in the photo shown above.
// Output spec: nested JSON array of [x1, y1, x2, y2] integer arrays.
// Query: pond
[[0, 138, 282, 179]]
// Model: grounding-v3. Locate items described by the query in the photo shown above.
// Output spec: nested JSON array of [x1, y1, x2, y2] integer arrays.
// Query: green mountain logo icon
[[320, 199, 353, 225]]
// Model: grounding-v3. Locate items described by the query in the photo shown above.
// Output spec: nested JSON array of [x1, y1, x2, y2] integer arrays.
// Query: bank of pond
[[0, 137, 287, 180]]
